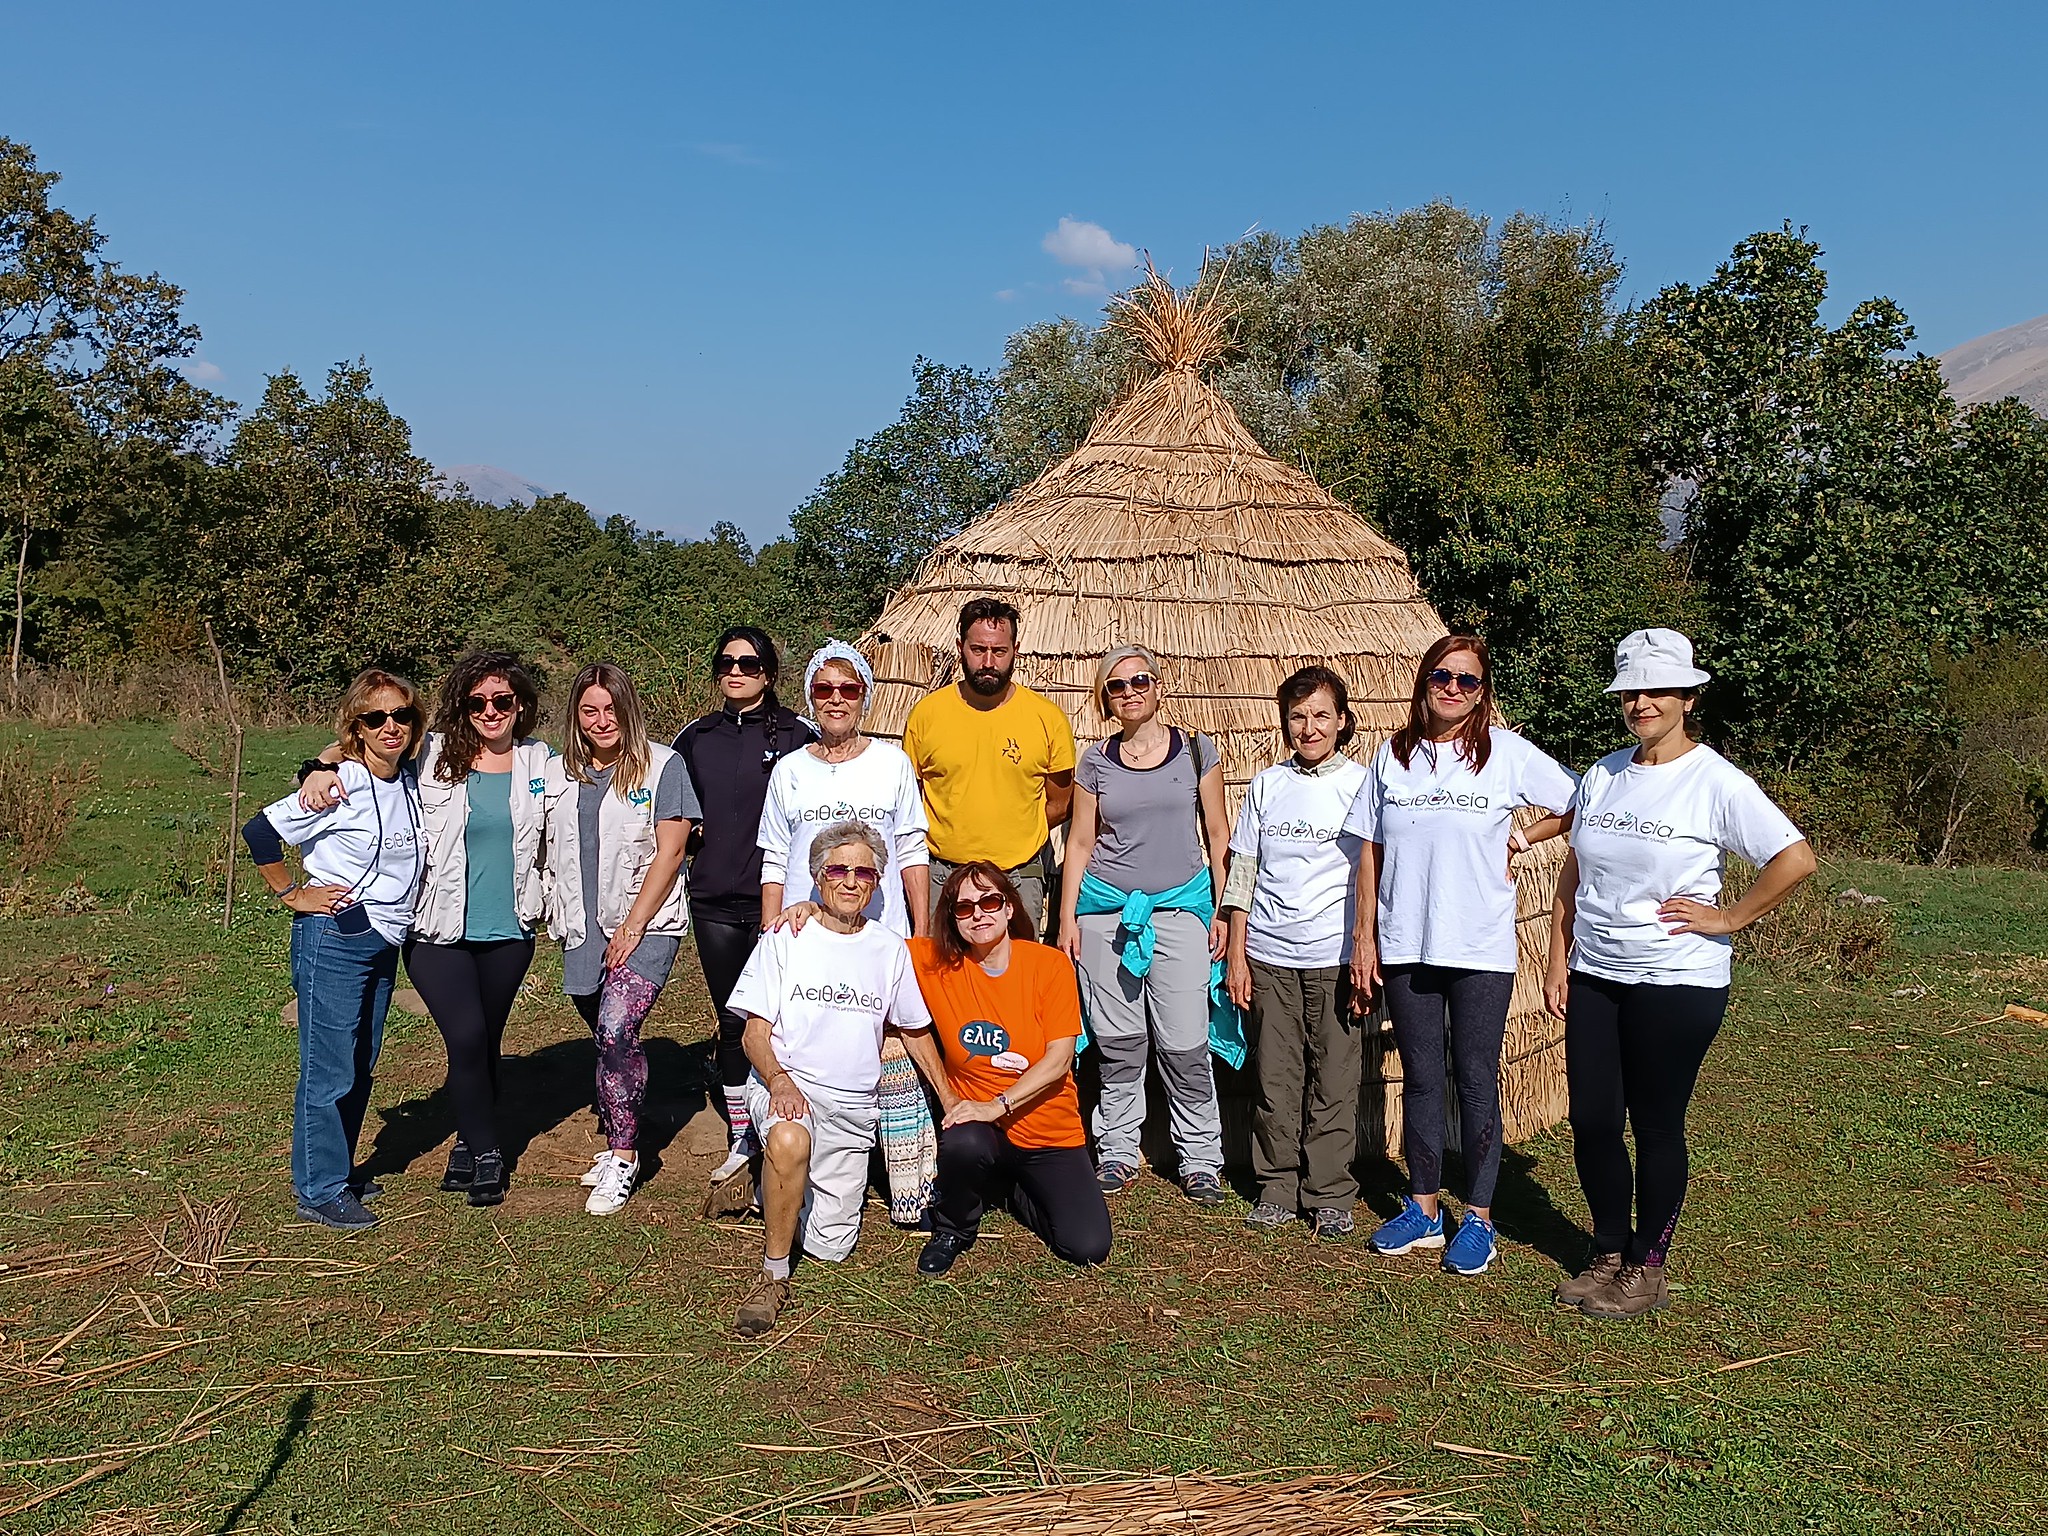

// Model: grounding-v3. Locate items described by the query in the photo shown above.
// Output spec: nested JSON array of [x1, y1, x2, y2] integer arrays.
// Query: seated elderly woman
[[901, 861, 1111, 1275], [726, 819, 933, 1337]]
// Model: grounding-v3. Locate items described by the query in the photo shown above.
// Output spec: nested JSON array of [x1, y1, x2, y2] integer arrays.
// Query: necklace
[[1119, 725, 1171, 766]]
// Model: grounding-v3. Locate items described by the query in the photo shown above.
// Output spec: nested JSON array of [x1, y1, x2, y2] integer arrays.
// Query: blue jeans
[[290, 914, 399, 1205]]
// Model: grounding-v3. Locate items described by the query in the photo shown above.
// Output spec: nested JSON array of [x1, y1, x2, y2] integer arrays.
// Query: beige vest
[[410, 734, 555, 944], [543, 740, 691, 948]]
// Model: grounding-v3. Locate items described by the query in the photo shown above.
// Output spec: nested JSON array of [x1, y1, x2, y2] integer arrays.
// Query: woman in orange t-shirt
[[902, 861, 1111, 1275]]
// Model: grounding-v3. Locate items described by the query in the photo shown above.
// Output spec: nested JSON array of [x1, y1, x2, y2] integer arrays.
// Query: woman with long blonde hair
[[544, 662, 700, 1216]]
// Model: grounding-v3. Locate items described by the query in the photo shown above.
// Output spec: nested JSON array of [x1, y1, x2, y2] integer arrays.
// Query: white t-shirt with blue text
[[260, 760, 424, 945], [1567, 743, 1804, 988], [728, 920, 933, 1098], [1344, 728, 1578, 973], [1228, 757, 1369, 968], [759, 741, 928, 938]]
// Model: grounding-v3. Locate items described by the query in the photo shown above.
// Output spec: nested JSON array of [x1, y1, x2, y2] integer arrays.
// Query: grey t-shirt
[[562, 755, 700, 996], [1076, 729, 1219, 895]]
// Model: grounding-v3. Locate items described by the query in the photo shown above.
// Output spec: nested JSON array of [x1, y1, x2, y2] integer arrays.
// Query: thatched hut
[[859, 270, 1568, 1157]]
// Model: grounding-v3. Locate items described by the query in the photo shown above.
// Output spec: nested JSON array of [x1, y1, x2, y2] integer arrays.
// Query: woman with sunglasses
[[1346, 634, 1576, 1273], [900, 862, 1110, 1276], [1058, 645, 1233, 1207], [1544, 630, 1814, 1318], [244, 670, 426, 1230], [295, 650, 554, 1207], [544, 662, 700, 1217], [757, 640, 933, 1223], [673, 626, 815, 1181]]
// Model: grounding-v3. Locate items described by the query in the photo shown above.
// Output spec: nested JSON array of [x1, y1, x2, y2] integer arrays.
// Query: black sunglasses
[[951, 892, 1008, 919], [357, 706, 420, 729], [714, 654, 767, 677], [464, 692, 518, 716], [1427, 669, 1484, 693]]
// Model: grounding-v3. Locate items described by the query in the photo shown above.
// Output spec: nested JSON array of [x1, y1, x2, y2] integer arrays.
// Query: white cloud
[[1042, 217, 1136, 273], [994, 288, 1019, 302], [179, 357, 225, 384]]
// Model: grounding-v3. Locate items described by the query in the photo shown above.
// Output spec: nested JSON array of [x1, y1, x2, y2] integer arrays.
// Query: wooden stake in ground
[[204, 622, 244, 930]]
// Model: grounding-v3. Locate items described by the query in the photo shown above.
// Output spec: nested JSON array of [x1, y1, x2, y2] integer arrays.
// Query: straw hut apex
[[859, 266, 1569, 1149]]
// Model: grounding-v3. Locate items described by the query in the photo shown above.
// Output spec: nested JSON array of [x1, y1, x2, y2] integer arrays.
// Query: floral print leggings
[[571, 968, 662, 1151]]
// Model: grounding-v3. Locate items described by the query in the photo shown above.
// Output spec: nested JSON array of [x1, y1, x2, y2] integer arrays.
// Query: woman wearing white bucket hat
[[1544, 628, 1816, 1318]]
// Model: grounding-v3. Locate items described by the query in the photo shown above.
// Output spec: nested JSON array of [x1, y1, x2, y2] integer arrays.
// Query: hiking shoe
[[350, 1177, 384, 1204], [1369, 1196, 1445, 1255], [708, 1143, 752, 1185], [1578, 1260, 1671, 1319], [584, 1154, 638, 1216], [1180, 1171, 1226, 1207], [466, 1150, 507, 1208], [1311, 1207, 1355, 1240], [580, 1150, 616, 1188], [1553, 1249, 1625, 1308], [297, 1191, 378, 1231], [734, 1272, 789, 1338], [1244, 1201, 1298, 1231], [1442, 1213, 1497, 1275], [440, 1139, 475, 1191], [1096, 1160, 1141, 1194], [917, 1231, 973, 1276]]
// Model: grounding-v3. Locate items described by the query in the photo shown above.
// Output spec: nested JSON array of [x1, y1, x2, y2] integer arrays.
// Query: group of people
[[244, 598, 1815, 1334]]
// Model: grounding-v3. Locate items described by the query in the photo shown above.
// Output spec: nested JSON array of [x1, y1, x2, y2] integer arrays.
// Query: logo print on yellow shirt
[[1002, 737, 1022, 764]]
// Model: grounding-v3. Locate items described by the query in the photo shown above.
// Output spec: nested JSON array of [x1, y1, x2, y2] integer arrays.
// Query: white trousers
[[746, 1074, 879, 1263]]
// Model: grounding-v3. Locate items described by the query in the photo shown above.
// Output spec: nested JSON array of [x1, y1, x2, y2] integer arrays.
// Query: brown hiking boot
[[1553, 1250, 1624, 1307], [1578, 1260, 1671, 1319], [734, 1272, 789, 1338]]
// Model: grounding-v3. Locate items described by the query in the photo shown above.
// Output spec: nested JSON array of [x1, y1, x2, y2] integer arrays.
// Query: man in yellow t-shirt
[[902, 598, 1076, 932]]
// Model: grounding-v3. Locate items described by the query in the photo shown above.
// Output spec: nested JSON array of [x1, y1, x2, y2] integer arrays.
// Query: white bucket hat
[[1605, 628, 1711, 693]]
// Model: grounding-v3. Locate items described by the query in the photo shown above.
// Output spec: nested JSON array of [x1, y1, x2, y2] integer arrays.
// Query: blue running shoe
[[1369, 1196, 1445, 1256], [1442, 1213, 1497, 1275]]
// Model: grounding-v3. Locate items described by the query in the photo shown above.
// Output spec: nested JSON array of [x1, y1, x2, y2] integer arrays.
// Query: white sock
[[763, 1253, 791, 1281]]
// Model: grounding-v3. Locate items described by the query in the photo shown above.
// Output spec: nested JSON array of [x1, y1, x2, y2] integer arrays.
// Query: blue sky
[[7, 2, 2044, 540]]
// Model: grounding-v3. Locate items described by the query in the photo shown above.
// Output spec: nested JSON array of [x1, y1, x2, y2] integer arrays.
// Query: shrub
[[0, 746, 98, 872]]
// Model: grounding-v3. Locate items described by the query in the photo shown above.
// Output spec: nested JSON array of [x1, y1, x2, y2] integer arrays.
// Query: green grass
[[1, 724, 2044, 1534]]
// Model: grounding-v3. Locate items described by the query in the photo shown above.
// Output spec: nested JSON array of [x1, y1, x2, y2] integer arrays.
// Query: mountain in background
[[433, 463, 556, 506], [1939, 314, 2048, 415]]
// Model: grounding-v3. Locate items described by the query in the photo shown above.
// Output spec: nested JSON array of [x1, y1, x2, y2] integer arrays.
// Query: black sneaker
[[440, 1139, 475, 1191], [351, 1177, 385, 1204], [917, 1232, 973, 1276], [467, 1150, 507, 1207], [297, 1191, 378, 1231]]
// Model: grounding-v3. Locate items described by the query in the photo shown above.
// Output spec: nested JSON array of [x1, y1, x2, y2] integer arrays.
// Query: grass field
[[1, 723, 2044, 1534]]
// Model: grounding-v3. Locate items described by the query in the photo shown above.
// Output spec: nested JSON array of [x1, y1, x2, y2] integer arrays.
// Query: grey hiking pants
[[1248, 959, 1362, 1211], [1080, 908, 1223, 1177]]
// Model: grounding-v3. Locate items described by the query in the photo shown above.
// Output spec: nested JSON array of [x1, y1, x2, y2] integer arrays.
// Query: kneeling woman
[[903, 862, 1111, 1275], [243, 670, 426, 1230], [545, 663, 699, 1216]]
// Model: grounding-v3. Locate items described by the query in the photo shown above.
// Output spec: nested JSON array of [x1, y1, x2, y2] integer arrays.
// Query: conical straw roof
[[859, 268, 1569, 1148]]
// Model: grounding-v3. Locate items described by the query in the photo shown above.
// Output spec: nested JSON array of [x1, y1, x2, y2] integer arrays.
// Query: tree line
[[4, 137, 2046, 861]]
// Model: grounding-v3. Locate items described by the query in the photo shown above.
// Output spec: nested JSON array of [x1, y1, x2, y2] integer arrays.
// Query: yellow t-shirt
[[902, 683, 1077, 868]]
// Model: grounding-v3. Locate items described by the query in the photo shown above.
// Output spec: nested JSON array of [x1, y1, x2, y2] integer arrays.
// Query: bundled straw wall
[[859, 272, 1568, 1158]]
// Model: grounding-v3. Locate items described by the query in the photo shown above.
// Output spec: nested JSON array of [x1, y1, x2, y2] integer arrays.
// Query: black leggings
[[692, 915, 759, 1091], [932, 1121, 1112, 1266], [1565, 971, 1729, 1266], [402, 937, 535, 1156], [1383, 964, 1515, 1208]]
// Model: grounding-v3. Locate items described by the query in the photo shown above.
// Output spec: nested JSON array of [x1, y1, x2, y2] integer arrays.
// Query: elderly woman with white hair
[[757, 640, 935, 1224], [1056, 644, 1235, 1205], [729, 819, 933, 1336], [1545, 629, 1816, 1319]]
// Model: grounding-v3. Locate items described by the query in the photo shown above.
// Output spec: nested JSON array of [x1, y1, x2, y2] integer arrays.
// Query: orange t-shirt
[[908, 937, 1085, 1150]]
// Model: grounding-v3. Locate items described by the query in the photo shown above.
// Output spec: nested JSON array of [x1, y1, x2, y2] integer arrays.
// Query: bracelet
[[276, 882, 299, 901], [295, 759, 331, 785], [996, 1092, 1012, 1116]]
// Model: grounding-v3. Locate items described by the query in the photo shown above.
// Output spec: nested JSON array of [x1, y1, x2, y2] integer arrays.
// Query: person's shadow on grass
[[358, 1034, 713, 1187], [215, 1387, 313, 1533]]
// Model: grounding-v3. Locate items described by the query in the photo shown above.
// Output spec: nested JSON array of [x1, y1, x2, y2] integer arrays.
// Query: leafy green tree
[[0, 357, 92, 691], [785, 360, 1017, 635], [1639, 226, 2048, 782]]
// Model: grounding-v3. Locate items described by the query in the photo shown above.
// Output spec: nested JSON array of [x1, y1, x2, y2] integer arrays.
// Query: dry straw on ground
[[858, 264, 1568, 1148]]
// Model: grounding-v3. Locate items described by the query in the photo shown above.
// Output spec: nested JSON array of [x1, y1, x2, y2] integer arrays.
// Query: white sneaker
[[584, 1155, 638, 1216], [709, 1144, 751, 1184], [581, 1151, 616, 1188]]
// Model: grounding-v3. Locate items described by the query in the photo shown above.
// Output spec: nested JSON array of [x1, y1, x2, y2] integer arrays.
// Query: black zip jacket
[[672, 701, 816, 924]]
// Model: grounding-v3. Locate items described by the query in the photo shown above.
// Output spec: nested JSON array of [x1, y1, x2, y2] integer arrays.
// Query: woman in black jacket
[[673, 626, 815, 1182]]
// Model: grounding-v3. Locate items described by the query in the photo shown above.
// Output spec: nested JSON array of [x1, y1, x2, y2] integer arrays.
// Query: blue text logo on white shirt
[[1386, 789, 1491, 812], [798, 800, 892, 824], [1260, 818, 1341, 841], [1583, 810, 1678, 840], [788, 979, 884, 1010]]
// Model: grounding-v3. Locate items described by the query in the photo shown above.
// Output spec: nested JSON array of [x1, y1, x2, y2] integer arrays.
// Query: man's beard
[[964, 662, 1014, 696]]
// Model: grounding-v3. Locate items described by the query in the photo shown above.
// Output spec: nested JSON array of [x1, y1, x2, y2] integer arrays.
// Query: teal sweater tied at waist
[[1074, 867, 1247, 1070]]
